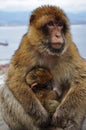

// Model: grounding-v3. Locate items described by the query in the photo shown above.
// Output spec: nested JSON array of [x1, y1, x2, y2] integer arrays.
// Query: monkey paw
[[52, 106, 65, 126], [63, 120, 80, 130], [52, 106, 81, 130], [44, 100, 59, 115], [25, 67, 52, 90], [35, 111, 50, 127]]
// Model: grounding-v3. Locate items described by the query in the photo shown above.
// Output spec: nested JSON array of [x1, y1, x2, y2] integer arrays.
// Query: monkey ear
[[30, 14, 35, 24]]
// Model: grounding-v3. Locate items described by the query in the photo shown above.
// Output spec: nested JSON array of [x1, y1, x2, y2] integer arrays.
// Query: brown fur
[[0, 5, 86, 130], [26, 67, 59, 115]]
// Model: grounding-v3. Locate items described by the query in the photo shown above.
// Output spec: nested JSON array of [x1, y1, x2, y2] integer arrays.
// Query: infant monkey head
[[26, 67, 59, 115]]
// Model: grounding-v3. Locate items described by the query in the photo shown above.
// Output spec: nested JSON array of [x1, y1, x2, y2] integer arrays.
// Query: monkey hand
[[44, 100, 59, 115], [52, 100, 82, 130], [26, 67, 52, 90], [33, 110, 50, 128]]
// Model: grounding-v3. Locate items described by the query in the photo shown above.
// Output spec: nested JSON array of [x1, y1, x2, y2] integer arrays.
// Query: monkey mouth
[[51, 42, 63, 49], [40, 40, 66, 56], [48, 41, 65, 54]]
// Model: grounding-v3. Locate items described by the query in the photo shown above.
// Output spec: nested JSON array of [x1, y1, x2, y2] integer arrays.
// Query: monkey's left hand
[[52, 86, 85, 130], [52, 106, 80, 130]]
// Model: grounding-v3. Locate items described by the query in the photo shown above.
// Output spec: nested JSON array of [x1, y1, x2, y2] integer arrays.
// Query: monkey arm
[[7, 71, 49, 127], [53, 81, 86, 129]]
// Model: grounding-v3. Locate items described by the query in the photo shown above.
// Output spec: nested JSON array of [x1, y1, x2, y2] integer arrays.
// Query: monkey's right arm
[[6, 66, 49, 127]]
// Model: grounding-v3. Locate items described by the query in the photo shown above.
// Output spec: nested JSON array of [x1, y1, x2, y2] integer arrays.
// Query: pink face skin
[[47, 20, 64, 50]]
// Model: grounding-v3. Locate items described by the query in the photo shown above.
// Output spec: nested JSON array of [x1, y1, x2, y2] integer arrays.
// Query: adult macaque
[[0, 5, 86, 130]]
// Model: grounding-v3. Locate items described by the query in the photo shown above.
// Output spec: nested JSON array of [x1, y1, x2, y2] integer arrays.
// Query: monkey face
[[42, 19, 66, 54], [29, 6, 70, 56]]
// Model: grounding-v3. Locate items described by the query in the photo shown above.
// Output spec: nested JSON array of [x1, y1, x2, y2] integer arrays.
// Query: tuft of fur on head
[[30, 5, 70, 31]]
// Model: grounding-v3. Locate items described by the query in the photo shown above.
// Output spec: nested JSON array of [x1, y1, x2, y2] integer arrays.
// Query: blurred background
[[0, 0, 86, 65]]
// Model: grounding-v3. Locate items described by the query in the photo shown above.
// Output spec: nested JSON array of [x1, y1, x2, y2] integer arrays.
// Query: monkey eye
[[57, 21, 63, 27], [47, 21, 54, 26]]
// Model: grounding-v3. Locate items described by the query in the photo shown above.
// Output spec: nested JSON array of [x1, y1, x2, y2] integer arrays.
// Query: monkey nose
[[55, 32, 61, 37]]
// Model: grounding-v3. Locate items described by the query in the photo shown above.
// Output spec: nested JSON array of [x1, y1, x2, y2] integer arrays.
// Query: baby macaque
[[26, 67, 59, 115]]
